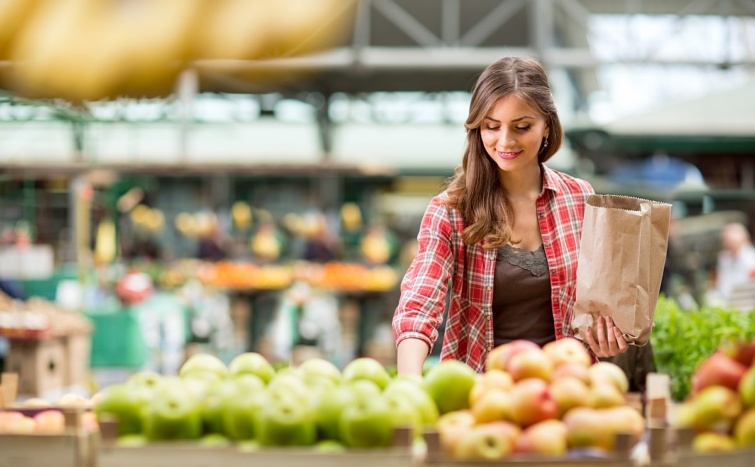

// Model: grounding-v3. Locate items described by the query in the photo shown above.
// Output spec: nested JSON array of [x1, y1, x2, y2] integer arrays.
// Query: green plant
[[651, 296, 755, 401]]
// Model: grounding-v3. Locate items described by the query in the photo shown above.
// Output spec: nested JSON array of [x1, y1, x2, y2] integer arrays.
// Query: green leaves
[[651, 296, 755, 401]]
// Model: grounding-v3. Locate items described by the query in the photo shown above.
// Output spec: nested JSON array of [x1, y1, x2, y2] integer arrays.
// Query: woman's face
[[480, 94, 549, 174]]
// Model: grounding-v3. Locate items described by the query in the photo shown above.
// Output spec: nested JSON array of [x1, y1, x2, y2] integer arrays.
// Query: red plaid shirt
[[393, 166, 594, 373]]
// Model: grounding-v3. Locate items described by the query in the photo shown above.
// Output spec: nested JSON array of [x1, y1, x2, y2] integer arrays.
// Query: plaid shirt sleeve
[[392, 195, 455, 351]]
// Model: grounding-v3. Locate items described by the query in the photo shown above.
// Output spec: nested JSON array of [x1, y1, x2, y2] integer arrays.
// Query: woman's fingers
[[586, 316, 628, 357]]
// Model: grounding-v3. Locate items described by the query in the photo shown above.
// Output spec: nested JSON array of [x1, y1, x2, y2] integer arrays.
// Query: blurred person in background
[[715, 222, 755, 303], [393, 57, 628, 376]]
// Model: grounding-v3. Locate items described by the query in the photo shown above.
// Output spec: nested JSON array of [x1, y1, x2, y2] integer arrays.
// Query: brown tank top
[[492, 244, 555, 347]]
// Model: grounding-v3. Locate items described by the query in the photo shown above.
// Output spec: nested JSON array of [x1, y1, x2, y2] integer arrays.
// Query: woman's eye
[[485, 125, 499, 131], [516, 125, 531, 131]]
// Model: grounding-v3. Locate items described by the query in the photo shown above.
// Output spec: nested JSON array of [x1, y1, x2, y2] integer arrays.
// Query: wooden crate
[[98, 444, 414, 467], [97, 421, 414, 467], [0, 410, 97, 467], [6, 337, 67, 397], [667, 427, 755, 467], [421, 430, 635, 467]]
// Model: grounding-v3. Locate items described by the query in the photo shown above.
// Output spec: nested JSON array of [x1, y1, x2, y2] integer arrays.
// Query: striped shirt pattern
[[393, 165, 594, 372]]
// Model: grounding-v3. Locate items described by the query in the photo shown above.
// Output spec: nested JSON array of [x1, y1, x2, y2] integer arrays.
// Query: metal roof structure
[[196, 0, 755, 100]]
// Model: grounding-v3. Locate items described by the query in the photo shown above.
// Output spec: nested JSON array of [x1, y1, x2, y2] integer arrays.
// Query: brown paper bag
[[572, 194, 672, 346]]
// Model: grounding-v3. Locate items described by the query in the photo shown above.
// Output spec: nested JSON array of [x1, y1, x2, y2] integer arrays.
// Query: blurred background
[[0, 0, 754, 398]]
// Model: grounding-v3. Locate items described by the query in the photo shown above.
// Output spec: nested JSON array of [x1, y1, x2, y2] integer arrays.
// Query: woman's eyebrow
[[484, 115, 535, 123]]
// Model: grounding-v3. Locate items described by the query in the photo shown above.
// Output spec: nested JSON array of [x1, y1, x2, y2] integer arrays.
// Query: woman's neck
[[498, 164, 542, 198]]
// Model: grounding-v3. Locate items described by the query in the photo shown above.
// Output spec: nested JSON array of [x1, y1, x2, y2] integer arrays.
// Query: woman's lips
[[497, 150, 522, 160]]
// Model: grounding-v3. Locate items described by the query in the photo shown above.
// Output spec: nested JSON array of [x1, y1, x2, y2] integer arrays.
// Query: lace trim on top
[[497, 244, 548, 276]]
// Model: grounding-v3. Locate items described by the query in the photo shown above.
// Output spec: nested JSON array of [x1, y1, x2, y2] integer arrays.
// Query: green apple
[[201, 379, 239, 434], [94, 383, 148, 436], [126, 371, 162, 391], [203, 374, 266, 435], [267, 373, 313, 406], [384, 380, 439, 426], [255, 396, 318, 446], [315, 440, 346, 452], [143, 378, 202, 440], [339, 394, 395, 448], [179, 353, 228, 381], [342, 358, 391, 390], [383, 392, 423, 439], [297, 358, 342, 386], [116, 434, 148, 447], [423, 360, 476, 414], [315, 384, 357, 441], [348, 379, 382, 402], [224, 391, 269, 440], [199, 433, 231, 447], [228, 352, 275, 384]]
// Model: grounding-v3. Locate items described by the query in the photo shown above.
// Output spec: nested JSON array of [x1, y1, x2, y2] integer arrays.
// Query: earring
[[543, 136, 549, 148]]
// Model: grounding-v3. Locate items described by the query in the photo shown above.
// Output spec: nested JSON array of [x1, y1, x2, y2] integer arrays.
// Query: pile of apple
[[94, 352, 440, 449], [672, 340, 755, 452], [0, 393, 97, 435], [426, 338, 645, 460]]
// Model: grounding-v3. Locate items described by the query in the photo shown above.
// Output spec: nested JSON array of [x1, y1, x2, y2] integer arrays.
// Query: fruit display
[[93, 353, 435, 450], [428, 338, 644, 460], [671, 339, 755, 453], [652, 296, 755, 401], [156, 260, 399, 293], [0, 0, 357, 101], [0, 292, 92, 339]]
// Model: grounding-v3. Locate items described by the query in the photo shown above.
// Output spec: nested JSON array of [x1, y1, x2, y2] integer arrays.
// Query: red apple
[[436, 410, 476, 455], [471, 389, 513, 424], [740, 366, 755, 407], [734, 408, 755, 448], [603, 406, 645, 445], [589, 362, 629, 394], [469, 370, 513, 405], [589, 382, 626, 409], [692, 352, 747, 394], [693, 432, 736, 452], [550, 377, 590, 417], [552, 362, 591, 385], [486, 340, 540, 372], [690, 385, 743, 431], [515, 419, 568, 455], [33, 410, 65, 433], [2, 414, 35, 433], [543, 338, 591, 368], [720, 339, 755, 367], [507, 348, 554, 382], [564, 407, 615, 451], [509, 378, 558, 427], [453, 423, 515, 460]]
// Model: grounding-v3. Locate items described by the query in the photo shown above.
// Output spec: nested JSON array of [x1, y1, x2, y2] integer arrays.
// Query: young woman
[[393, 57, 628, 376]]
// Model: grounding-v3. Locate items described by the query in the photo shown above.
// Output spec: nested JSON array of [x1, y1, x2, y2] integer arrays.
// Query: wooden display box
[[665, 427, 755, 467], [97, 421, 414, 467], [64, 332, 92, 388], [421, 431, 635, 467], [6, 337, 68, 396], [0, 410, 97, 467]]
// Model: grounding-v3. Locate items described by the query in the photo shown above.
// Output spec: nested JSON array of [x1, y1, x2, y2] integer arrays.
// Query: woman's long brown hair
[[446, 56, 563, 249]]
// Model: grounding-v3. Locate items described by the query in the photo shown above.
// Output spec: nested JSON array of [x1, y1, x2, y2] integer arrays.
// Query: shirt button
[[550, 269, 557, 275], [544, 242, 551, 247], [486, 315, 491, 321], [486, 285, 492, 291], [488, 345, 494, 351], [538, 213, 545, 219]]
